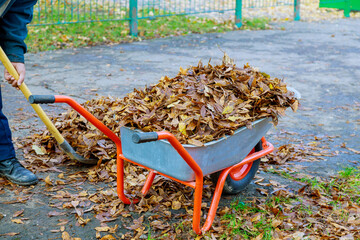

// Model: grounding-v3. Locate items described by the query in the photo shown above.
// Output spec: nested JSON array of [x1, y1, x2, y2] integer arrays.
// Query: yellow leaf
[[45, 175, 53, 186], [11, 219, 24, 224], [222, 52, 234, 65], [271, 219, 282, 228], [1, 232, 19, 236], [77, 217, 90, 225], [228, 116, 241, 122], [100, 235, 116, 240], [251, 213, 261, 222], [222, 105, 234, 114], [32, 145, 45, 155], [330, 222, 348, 231], [179, 67, 187, 75], [204, 86, 211, 97], [178, 122, 187, 136], [172, 201, 181, 210], [95, 226, 110, 232], [167, 100, 180, 108], [61, 35, 69, 42], [78, 191, 88, 197], [254, 233, 263, 240], [56, 180, 66, 185], [291, 100, 299, 112], [269, 83, 274, 89], [109, 224, 118, 233], [62, 231, 71, 240]]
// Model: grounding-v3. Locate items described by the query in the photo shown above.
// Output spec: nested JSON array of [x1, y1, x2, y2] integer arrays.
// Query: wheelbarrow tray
[[121, 117, 272, 182]]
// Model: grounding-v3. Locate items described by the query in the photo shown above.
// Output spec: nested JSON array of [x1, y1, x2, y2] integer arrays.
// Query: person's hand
[[4, 62, 25, 88]]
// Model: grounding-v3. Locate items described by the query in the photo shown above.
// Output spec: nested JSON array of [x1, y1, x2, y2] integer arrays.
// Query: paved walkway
[[0, 18, 359, 239]]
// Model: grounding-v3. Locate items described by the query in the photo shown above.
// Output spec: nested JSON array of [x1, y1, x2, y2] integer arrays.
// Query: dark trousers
[[0, 86, 15, 161]]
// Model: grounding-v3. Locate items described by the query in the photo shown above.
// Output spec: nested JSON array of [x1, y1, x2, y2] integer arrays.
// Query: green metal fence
[[319, 0, 359, 17], [31, 0, 301, 36], [32, 0, 130, 25]]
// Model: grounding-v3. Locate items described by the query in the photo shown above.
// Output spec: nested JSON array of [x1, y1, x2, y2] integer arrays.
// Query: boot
[[0, 157, 38, 185]]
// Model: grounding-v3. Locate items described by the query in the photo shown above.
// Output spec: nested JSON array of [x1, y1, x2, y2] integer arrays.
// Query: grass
[[26, 15, 271, 53], [219, 200, 275, 239], [266, 167, 330, 191], [268, 166, 360, 200], [337, 167, 360, 203], [217, 167, 360, 239]]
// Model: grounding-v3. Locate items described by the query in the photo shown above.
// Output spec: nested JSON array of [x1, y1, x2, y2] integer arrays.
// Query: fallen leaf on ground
[[44, 175, 53, 185], [346, 147, 360, 154], [12, 209, 24, 218], [48, 211, 66, 217], [0, 232, 19, 236], [100, 235, 116, 240], [11, 219, 24, 224], [95, 226, 110, 232], [62, 231, 71, 240]]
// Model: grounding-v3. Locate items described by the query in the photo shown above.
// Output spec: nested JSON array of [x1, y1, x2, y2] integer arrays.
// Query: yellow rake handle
[[0, 47, 65, 144]]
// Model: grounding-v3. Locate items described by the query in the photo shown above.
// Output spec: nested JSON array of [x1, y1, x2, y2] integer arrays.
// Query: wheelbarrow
[[27, 94, 274, 235]]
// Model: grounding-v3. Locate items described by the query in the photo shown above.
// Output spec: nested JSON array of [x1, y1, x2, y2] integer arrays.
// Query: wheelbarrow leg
[[141, 169, 206, 234], [202, 138, 274, 232], [201, 168, 230, 232], [141, 170, 156, 195], [116, 148, 136, 204], [192, 177, 204, 234]]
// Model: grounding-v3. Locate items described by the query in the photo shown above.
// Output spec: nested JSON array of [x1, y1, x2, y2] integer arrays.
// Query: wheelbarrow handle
[[132, 132, 159, 144], [29, 95, 56, 104]]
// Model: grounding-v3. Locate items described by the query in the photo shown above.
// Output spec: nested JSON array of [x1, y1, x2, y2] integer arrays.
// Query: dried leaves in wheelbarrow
[[114, 54, 298, 145], [30, 54, 298, 159]]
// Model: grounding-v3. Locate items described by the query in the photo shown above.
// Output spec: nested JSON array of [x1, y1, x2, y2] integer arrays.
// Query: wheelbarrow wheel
[[210, 141, 262, 195]]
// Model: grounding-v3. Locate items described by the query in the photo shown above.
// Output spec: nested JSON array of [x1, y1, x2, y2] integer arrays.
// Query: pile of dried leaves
[[3, 149, 359, 239], [265, 135, 339, 165], [32, 55, 298, 160]]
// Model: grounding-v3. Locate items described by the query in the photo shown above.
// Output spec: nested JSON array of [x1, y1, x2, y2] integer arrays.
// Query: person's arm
[[0, 0, 37, 87]]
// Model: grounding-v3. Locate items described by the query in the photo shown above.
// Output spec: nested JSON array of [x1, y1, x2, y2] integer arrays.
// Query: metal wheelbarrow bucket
[[121, 117, 272, 182]]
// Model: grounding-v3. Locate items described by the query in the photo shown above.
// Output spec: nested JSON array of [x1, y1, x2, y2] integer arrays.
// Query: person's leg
[[0, 87, 16, 160], [0, 86, 38, 185]]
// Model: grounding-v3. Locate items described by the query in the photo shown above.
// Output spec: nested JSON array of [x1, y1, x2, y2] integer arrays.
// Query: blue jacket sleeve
[[0, 0, 37, 63]]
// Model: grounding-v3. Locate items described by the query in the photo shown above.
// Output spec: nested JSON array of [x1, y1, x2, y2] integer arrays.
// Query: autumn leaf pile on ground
[[28, 55, 298, 160], [3, 154, 359, 239]]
